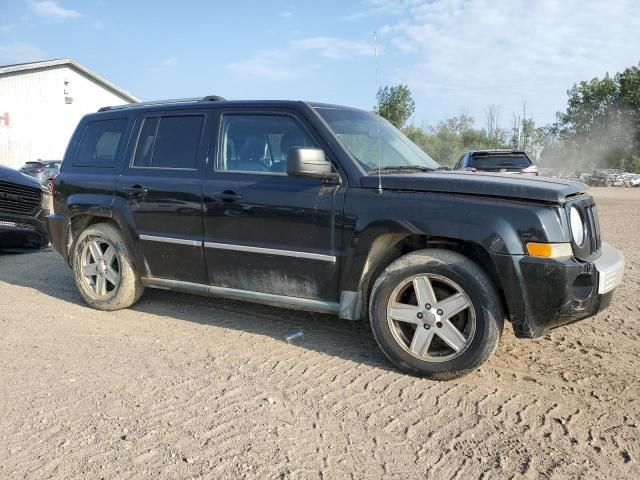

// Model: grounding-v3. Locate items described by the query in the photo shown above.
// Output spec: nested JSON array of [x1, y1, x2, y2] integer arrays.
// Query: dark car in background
[[454, 149, 538, 175], [0, 165, 51, 249], [20, 160, 62, 189]]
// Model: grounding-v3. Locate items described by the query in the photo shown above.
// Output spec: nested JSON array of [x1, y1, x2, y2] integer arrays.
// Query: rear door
[[116, 110, 209, 283]]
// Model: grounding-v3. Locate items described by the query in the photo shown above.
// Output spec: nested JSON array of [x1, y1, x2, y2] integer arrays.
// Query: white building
[[0, 58, 138, 169]]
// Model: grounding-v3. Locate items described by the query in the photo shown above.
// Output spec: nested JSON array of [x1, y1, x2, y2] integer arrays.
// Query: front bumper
[[494, 243, 625, 338], [594, 243, 625, 294], [0, 209, 49, 249]]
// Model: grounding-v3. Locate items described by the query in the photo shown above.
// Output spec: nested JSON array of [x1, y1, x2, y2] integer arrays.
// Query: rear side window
[[132, 115, 204, 170], [74, 118, 128, 167]]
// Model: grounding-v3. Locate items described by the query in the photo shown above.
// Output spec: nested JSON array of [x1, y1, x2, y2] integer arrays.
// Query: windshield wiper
[[369, 165, 436, 174]]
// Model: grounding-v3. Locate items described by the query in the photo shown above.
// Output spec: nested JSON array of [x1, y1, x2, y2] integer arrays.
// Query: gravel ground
[[1, 187, 639, 479]]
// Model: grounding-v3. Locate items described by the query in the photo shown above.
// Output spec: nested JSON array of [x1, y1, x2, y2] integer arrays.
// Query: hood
[[0, 165, 43, 190], [361, 171, 586, 203]]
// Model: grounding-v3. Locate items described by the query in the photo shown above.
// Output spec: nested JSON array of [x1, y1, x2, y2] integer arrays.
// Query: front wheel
[[369, 249, 504, 379], [72, 222, 144, 311]]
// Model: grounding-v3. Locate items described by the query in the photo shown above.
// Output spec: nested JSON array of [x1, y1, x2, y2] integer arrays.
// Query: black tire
[[72, 222, 144, 311], [369, 249, 504, 379]]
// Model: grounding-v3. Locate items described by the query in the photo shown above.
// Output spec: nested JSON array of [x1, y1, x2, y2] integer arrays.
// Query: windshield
[[469, 154, 531, 169], [315, 107, 440, 172]]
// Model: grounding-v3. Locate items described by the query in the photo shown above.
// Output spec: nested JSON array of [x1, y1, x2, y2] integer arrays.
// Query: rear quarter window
[[469, 154, 532, 169], [73, 118, 128, 168]]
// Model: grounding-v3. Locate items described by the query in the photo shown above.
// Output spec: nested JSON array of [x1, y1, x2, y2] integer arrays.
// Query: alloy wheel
[[386, 273, 476, 362], [80, 238, 121, 297]]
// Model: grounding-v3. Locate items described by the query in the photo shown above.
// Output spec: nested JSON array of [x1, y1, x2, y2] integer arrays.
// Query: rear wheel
[[369, 249, 503, 379], [72, 222, 144, 310]]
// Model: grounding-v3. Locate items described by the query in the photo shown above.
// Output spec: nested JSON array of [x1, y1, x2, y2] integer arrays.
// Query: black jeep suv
[[48, 97, 625, 378]]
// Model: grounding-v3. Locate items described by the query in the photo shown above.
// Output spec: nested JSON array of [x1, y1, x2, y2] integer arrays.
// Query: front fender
[[338, 188, 566, 318]]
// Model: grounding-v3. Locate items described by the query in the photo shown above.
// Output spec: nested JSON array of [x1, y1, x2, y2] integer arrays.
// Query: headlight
[[570, 207, 585, 246], [41, 191, 53, 212]]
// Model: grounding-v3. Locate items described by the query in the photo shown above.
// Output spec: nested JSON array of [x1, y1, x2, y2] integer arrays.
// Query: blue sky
[[1, 0, 640, 129]]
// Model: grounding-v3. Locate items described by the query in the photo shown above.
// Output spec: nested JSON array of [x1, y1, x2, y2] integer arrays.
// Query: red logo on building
[[0, 112, 9, 127]]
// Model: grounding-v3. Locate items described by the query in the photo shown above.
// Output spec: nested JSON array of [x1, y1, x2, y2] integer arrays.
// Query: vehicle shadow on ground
[[0, 247, 44, 255], [0, 249, 394, 373], [133, 289, 393, 371]]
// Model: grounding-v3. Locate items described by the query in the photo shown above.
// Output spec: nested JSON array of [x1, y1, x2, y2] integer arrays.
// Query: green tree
[[548, 64, 640, 169], [405, 113, 511, 167], [376, 84, 416, 129], [484, 105, 507, 148]]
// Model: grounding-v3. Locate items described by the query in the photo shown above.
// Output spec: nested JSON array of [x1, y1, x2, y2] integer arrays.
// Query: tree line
[[376, 63, 640, 173]]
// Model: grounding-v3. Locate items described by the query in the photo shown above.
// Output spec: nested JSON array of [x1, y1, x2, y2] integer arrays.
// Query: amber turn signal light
[[526, 242, 573, 259]]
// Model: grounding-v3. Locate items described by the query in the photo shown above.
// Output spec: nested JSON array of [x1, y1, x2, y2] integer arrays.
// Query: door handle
[[123, 185, 148, 197], [211, 191, 243, 202]]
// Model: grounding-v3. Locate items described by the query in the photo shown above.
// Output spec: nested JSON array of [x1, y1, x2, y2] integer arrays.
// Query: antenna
[[374, 31, 382, 194]]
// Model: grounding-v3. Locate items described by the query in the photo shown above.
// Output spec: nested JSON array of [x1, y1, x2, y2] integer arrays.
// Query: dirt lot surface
[[1, 187, 639, 479]]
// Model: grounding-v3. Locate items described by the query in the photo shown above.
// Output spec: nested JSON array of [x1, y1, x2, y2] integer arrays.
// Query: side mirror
[[287, 148, 338, 182]]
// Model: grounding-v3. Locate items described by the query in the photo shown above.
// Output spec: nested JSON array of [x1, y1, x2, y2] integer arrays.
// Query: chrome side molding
[[139, 234, 201, 247], [203, 241, 336, 262], [141, 277, 341, 315], [138, 234, 336, 262]]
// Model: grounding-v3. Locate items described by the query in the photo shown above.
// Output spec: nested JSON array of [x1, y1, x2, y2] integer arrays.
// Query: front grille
[[0, 220, 36, 230], [0, 181, 41, 215], [584, 203, 602, 255]]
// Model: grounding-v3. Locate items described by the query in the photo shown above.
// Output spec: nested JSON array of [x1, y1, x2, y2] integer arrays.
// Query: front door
[[116, 110, 210, 283], [202, 111, 345, 302]]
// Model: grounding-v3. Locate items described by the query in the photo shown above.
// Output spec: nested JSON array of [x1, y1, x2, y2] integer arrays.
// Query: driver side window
[[217, 114, 316, 174]]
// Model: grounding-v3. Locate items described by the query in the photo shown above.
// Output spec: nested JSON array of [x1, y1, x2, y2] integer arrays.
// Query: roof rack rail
[[98, 95, 226, 112]]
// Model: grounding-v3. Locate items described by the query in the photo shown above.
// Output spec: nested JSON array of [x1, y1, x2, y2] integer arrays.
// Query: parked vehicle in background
[[0, 165, 51, 249], [588, 169, 616, 187], [454, 150, 538, 175], [606, 173, 632, 188], [559, 169, 640, 188], [577, 172, 593, 184], [20, 160, 62, 189], [48, 96, 624, 379]]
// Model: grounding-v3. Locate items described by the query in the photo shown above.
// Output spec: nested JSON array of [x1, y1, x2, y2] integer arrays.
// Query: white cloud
[[343, 0, 421, 20], [29, 1, 81, 20], [226, 35, 376, 80], [279, 10, 293, 19], [0, 42, 46, 64], [161, 56, 178, 67], [292, 36, 375, 60], [0, 25, 14, 35], [361, 0, 640, 124], [226, 50, 306, 80]]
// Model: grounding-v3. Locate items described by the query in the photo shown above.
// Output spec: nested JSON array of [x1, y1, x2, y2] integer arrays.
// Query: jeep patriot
[[48, 96, 625, 378]]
